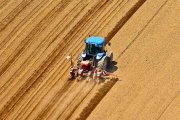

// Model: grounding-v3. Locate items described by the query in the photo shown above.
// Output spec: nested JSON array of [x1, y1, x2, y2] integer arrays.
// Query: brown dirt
[[0, 0, 179, 120]]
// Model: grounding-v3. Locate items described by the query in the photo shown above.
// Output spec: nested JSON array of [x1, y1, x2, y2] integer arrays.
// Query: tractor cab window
[[86, 43, 103, 55]]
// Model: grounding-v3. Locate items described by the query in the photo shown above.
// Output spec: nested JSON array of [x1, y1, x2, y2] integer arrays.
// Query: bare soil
[[0, 0, 179, 120]]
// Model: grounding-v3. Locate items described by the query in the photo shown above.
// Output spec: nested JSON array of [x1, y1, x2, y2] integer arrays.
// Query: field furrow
[[0, 0, 179, 120]]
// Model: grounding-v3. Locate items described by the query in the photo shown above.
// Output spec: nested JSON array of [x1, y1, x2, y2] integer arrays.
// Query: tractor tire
[[77, 54, 83, 67], [106, 52, 113, 68], [107, 52, 113, 61], [97, 56, 107, 70], [97, 56, 105, 69], [103, 57, 108, 70]]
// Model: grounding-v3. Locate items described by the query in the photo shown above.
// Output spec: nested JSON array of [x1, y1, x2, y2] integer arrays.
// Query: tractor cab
[[81, 36, 106, 61], [77, 36, 112, 71]]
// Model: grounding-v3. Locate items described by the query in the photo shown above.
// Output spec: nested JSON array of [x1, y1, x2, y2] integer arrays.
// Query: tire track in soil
[[36, 0, 139, 118], [0, 0, 70, 77], [0, 0, 84, 101], [76, 79, 118, 120], [105, 0, 146, 41], [0, 0, 24, 44], [4, 3, 89, 119], [34, 81, 76, 120], [0, 0, 146, 119], [0, 0, 52, 50], [32, 0, 136, 118], [0, 0, 74, 119], [5, 1, 91, 119], [0, 0, 71, 84], [87, 0, 127, 37], [0, 0, 23, 21], [157, 92, 180, 120], [40, 0, 147, 118], [22, 0, 119, 118], [0, 0, 33, 31], [44, 81, 88, 120], [0, 0, 86, 115], [52, 1, 148, 117], [19, 1, 111, 119], [57, 82, 96, 120], [70, 0, 147, 119], [96, 0, 129, 36], [0, 0, 11, 10], [46, 0, 121, 68], [86, 1, 178, 119], [0, 2, 79, 107], [0, 0, 102, 118], [34, 81, 79, 120], [56, 0, 128, 60], [113, 1, 179, 118], [2, 0, 124, 118], [0, 0, 65, 92], [115, 0, 168, 60], [0, 0, 55, 68], [0, 0, 178, 119]]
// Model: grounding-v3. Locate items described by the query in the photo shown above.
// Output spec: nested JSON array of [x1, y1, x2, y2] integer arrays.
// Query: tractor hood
[[85, 36, 104, 45], [96, 53, 104, 60]]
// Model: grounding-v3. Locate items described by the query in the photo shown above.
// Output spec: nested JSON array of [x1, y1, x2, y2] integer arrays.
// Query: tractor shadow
[[107, 61, 118, 72], [100, 61, 119, 83]]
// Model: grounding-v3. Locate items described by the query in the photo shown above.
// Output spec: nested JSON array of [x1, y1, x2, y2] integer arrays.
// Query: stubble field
[[0, 0, 179, 120]]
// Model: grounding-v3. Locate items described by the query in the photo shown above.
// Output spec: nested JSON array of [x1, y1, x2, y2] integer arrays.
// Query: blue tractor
[[77, 36, 113, 71]]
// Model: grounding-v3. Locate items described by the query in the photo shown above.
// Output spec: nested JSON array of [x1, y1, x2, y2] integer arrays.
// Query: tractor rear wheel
[[77, 54, 83, 67], [98, 54, 112, 71], [97, 56, 108, 70], [103, 57, 108, 70]]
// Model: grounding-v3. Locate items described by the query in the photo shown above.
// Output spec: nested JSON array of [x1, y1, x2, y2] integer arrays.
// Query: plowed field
[[0, 0, 179, 120]]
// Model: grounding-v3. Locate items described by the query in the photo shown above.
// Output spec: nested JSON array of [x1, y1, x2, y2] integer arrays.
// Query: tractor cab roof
[[85, 36, 104, 45]]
